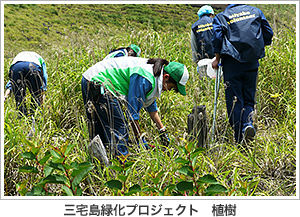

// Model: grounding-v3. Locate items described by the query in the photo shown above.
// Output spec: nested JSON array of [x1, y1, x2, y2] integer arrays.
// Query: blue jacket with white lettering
[[191, 15, 214, 62], [212, 4, 273, 63]]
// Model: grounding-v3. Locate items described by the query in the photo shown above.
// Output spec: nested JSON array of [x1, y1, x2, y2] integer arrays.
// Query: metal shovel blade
[[211, 63, 222, 143], [88, 135, 110, 167]]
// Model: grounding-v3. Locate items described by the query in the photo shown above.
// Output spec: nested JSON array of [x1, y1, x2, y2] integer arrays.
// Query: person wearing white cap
[[104, 44, 141, 59], [191, 5, 215, 63], [81, 57, 189, 162]]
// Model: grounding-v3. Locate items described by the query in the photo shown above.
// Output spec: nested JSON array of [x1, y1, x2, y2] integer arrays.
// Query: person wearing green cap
[[81, 57, 189, 162], [104, 44, 141, 59]]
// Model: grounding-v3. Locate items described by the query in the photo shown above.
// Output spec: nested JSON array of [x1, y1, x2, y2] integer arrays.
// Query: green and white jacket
[[82, 57, 163, 108]]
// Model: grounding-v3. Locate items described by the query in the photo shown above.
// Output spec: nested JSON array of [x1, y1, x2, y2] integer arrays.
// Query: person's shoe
[[243, 125, 256, 140]]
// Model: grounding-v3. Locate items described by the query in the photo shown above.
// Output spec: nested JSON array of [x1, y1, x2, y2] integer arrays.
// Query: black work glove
[[159, 130, 170, 147]]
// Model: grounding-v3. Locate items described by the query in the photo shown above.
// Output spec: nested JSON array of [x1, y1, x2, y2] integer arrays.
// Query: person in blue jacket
[[4, 51, 47, 117], [191, 5, 215, 64], [104, 44, 141, 59], [211, 4, 273, 143]]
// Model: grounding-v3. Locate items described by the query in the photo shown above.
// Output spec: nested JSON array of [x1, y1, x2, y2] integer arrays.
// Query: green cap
[[129, 44, 141, 57], [164, 62, 189, 95]]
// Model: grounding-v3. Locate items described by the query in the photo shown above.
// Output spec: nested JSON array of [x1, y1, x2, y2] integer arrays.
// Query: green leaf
[[157, 170, 165, 178], [177, 166, 195, 177], [177, 145, 187, 155], [70, 161, 79, 169], [190, 147, 206, 160], [52, 157, 65, 164], [191, 156, 197, 167], [21, 152, 36, 160], [16, 181, 28, 196], [176, 181, 193, 192], [37, 174, 67, 186], [62, 185, 74, 196], [79, 162, 92, 167], [152, 177, 160, 185], [105, 180, 122, 190], [39, 151, 51, 165], [44, 165, 54, 176], [239, 187, 247, 195], [110, 159, 119, 165], [142, 187, 158, 193], [64, 143, 76, 156], [186, 142, 194, 153], [108, 165, 123, 172], [117, 174, 128, 183], [26, 186, 45, 196], [75, 187, 83, 196], [126, 184, 141, 195], [124, 161, 135, 170], [175, 157, 189, 165], [71, 162, 94, 177], [63, 164, 72, 170], [19, 166, 39, 173], [31, 146, 40, 156], [129, 184, 141, 192], [199, 174, 219, 184], [71, 164, 94, 190], [49, 161, 65, 172], [164, 184, 176, 192], [204, 184, 228, 195], [50, 150, 61, 158]]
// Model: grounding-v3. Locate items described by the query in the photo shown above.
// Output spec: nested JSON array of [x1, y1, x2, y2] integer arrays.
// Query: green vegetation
[[3, 4, 296, 196]]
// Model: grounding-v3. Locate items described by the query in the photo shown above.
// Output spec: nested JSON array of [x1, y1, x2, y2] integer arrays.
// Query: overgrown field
[[3, 4, 296, 196]]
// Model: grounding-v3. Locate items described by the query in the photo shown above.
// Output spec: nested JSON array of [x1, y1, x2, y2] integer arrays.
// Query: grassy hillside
[[3, 4, 296, 196]]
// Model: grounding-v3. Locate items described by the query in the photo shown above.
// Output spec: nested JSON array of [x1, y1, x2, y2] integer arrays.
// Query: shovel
[[211, 62, 222, 143]]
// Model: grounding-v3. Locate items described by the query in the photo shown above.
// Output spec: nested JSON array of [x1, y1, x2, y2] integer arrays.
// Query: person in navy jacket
[[212, 4, 273, 143], [191, 5, 215, 63]]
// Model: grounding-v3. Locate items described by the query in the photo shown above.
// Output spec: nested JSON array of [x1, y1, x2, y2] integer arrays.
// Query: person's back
[[212, 4, 273, 143], [5, 51, 47, 117], [191, 5, 215, 63], [11, 51, 44, 67], [83, 57, 154, 97], [213, 4, 273, 64], [104, 48, 127, 59], [104, 44, 141, 59]]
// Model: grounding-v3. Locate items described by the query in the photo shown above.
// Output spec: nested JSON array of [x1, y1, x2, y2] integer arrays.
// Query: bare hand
[[212, 58, 219, 69]]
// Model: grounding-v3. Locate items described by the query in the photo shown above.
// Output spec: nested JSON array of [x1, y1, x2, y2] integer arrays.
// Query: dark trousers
[[223, 67, 258, 143], [9, 61, 43, 117], [81, 76, 129, 157]]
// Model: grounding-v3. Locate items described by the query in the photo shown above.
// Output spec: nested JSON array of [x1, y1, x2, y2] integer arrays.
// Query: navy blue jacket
[[191, 15, 214, 61], [212, 4, 273, 64]]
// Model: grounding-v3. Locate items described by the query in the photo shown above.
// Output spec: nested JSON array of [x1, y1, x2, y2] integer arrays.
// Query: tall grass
[[3, 4, 296, 196]]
